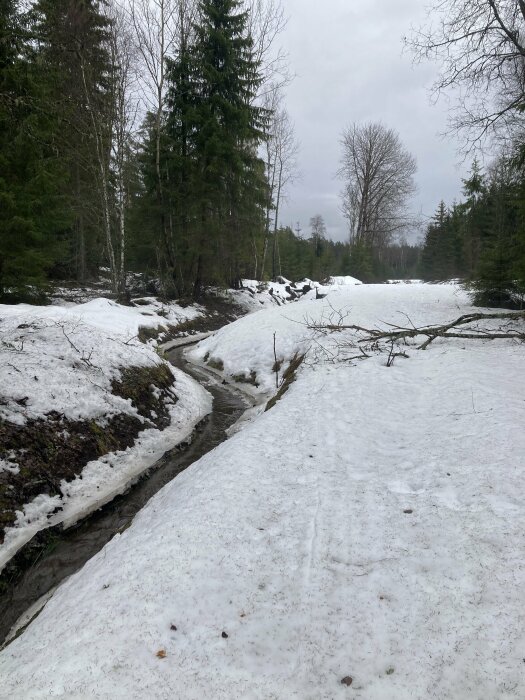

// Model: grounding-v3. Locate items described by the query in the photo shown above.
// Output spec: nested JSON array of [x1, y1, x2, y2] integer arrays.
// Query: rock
[[341, 676, 353, 686], [221, 631, 229, 639]]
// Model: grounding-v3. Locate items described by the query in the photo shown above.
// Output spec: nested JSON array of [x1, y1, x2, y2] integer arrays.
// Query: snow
[[0, 455, 19, 475], [0, 297, 202, 425], [328, 275, 363, 285], [188, 282, 471, 395], [0, 367, 211, 572], [0, 297, 211, 571], [1, 284, 524, 699]]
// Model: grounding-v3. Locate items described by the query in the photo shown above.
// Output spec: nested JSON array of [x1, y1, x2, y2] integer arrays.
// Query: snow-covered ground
[[230, 274, 362, 312], [0, 298, 210, 570], [0, 297, 203, 425], [1, 284, 524, 699]]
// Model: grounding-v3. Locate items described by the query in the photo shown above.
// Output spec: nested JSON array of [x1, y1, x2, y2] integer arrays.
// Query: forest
[[3, 0, 523, 306]]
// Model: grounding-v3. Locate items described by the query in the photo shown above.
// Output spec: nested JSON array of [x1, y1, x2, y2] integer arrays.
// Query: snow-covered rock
[[327, 275, 362, 286]]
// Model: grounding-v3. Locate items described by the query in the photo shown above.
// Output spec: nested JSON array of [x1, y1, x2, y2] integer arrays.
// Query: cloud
[[277, 0, 468, 242]]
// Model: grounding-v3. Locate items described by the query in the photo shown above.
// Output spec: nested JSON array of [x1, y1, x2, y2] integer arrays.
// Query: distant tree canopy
[[420, 157, 525, 307], [272, 225, 421, 283], [2, 0, 524, 308]]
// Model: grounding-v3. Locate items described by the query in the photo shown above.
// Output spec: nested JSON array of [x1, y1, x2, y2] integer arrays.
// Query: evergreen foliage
[[0, 0, 69, 301], [420, 158, 525, 308], [270, 227, 420, 283], [136, 0, 269, 297], [3, 1, 523, 305], [29, 0, 113, 282]]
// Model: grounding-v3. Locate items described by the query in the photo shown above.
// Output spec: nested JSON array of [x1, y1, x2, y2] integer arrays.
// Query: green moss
[[207, 358, 224, 371]]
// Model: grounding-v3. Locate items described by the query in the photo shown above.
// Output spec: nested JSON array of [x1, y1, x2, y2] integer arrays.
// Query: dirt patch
[[265, 353, 305, 412], [137, 292, 247, 346], [138, 325, 168, 343], [207, 358, 224, 372], [112, 363, 176, 429], [0, 363, 176, 543], [231, 370, 259, 387]]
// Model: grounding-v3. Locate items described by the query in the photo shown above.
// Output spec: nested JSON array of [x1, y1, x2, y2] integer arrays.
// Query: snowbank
[[328, 275, 362, 286], [0, 298, 211, 570], [1, 284, 524, 698], [0, 298, 202, 425], [188, 282, 473, 394]]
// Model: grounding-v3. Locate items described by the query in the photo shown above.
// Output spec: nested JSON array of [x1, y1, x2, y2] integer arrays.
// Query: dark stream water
[[0, 348, 248, 645]]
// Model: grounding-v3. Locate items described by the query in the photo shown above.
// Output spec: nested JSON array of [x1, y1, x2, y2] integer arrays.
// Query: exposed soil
[[0, 363, 176, 541], [0, 290, 250, 642], [0, 349, 248, 645], [137, 291, 247, 345], [265, 353, 305, 412]]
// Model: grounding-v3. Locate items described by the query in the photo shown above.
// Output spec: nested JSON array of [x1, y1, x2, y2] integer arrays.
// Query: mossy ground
[[0, 363, 176, 543]]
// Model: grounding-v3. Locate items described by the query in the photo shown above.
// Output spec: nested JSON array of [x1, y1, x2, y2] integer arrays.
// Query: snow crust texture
[[0, 297, 202, 425], [0, 298, 211, 569], [1, 285, 524, 699]]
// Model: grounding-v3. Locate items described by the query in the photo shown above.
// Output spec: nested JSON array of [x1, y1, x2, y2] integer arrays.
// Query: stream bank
[[0, 348, 250, 645]]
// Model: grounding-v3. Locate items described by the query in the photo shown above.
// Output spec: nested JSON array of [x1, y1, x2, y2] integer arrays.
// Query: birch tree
[[242, 0, 289, 97], [128, 0, 195, 292], [261, 88, 299, 279], [106, 1, 140, 298]]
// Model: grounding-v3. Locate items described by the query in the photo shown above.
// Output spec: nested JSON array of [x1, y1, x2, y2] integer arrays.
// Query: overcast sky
[[277, 0, 468, 243]]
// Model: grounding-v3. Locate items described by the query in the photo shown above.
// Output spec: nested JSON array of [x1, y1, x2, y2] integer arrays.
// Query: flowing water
[[0, 349, 249, 645]]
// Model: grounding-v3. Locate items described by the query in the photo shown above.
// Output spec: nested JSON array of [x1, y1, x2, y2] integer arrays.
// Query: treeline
[[0, 0, 424, 304], [271, 223, 421, 283], [0, 0, 294, 302], [421, 159, 525, 307]]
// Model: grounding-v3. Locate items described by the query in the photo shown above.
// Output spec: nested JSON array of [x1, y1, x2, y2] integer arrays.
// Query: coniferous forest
[[1, 0, 525, 307]]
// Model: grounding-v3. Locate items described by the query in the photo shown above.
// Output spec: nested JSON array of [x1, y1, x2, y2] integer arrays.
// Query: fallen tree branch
[[362, 312, 525, 349], [306, 311, 525, 350]]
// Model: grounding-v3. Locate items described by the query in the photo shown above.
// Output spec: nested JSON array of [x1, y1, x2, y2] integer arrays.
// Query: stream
[[0, 347, 250, 645]]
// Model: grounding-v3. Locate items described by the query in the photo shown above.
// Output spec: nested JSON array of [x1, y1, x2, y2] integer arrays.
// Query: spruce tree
[[30, 0, 113, 282], [168, 0, 267, 295], [470, 170, 519, 307], [0, 0, 69, 301]]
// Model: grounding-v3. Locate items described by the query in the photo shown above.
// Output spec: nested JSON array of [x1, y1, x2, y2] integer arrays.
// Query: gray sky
[[277, 0, 468, 243]]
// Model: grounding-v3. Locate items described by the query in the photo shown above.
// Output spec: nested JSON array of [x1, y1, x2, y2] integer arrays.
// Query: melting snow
[[0, 284, 524, 699]]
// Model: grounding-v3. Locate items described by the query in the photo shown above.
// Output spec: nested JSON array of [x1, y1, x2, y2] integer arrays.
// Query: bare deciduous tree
[[127, 0, 196, 290], [339, 122, 417, 249], [309, 214, 326, 252], [242, 0, 290, 97], [260, 87, 300, 279], [405, 0, 525, 147], [107, 1, 140, 298]]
